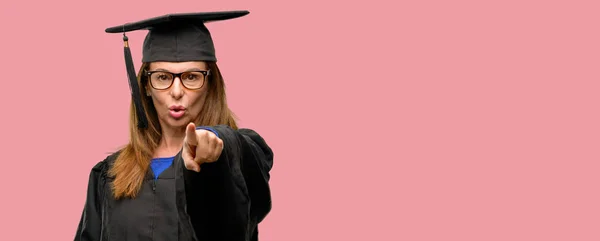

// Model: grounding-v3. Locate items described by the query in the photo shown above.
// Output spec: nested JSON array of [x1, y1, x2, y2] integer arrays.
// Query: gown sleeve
[[74, 161, 107, 241], [181, 124, 274, 240], [236, 127, 274, 223]]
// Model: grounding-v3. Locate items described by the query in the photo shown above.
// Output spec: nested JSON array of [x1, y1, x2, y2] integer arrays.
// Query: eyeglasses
[[145, 70, 211, 90]]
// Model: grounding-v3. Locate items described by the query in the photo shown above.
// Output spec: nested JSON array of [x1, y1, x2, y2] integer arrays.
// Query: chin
[[170, 118, 191, 128], [160, 115, 191, 130]]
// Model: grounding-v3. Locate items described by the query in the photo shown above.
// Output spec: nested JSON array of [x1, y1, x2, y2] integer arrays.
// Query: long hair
[[109, 61, 238, 199]]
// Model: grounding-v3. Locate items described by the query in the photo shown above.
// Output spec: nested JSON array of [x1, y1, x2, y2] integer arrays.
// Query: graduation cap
[[105, 10, 250, 129]]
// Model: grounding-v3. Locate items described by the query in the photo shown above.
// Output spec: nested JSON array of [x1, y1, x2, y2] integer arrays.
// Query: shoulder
[[90, 150, 123, 175], [213, 126, 270, 146], [212, 125, 266, 140], [238, 128, 272, 154], [238, 128, 269, 145], [208, 125, 273, 159]]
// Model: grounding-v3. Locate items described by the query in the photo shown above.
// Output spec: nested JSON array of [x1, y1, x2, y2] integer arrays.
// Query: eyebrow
[[149, 68, 207, 72]]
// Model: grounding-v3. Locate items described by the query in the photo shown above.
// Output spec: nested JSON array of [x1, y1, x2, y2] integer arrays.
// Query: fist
[[182, 122, 224, 172]]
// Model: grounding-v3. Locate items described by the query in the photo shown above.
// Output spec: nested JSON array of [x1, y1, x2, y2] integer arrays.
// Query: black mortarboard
[[105, 11, 249, 128]]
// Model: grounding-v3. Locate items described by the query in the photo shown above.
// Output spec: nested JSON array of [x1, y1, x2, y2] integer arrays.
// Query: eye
[[153, 73, 172, 81], [183, 73, 202, 81]]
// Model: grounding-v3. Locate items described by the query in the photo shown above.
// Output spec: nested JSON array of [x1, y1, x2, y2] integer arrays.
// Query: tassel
[[123, 34, 148, 129]]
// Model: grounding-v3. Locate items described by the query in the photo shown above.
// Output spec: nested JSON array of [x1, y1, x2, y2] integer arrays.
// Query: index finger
[[185, 122, 198, 146]]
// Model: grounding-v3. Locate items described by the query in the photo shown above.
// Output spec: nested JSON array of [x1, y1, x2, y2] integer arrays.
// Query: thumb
[[185, 122, 198, 146], [182, 154, 201, 172]]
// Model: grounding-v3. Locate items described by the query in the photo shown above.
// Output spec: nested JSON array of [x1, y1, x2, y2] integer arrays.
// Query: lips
[[169, 105, 186, 119], [169, 105, 186, 111]]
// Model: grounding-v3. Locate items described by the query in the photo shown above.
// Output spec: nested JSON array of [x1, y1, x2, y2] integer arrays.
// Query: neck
[[155, 125, 186, 158]]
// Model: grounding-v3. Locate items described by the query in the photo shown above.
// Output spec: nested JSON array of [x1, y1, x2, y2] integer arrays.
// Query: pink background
[[1, 0, 599, 240]]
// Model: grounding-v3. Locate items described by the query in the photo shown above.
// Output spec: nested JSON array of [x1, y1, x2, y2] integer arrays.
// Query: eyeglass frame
[[144, 69, 211, 90]]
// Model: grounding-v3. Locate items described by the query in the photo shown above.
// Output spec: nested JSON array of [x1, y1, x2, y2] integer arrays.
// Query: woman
[[74, 10, 274, 241]]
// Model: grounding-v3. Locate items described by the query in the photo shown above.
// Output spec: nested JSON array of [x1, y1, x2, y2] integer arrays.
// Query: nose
[[169, 77, 184, 99]]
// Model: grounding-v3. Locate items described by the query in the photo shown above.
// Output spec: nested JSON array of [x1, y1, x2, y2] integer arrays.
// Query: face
[[146, 61, 210, 132]]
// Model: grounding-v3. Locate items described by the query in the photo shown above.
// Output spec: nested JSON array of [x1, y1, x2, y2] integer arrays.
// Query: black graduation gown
[[74, 125, 274, 241]]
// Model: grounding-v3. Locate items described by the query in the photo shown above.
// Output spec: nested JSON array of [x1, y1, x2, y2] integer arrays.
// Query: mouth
[[169, 105, 186, 112], [169, 105, 186, 118]]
